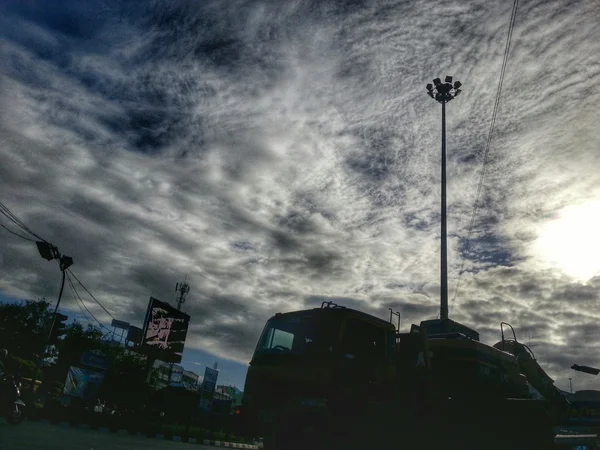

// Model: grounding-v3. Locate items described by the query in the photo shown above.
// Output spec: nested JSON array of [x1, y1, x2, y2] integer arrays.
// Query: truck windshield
[[254, 313, 336, 357]]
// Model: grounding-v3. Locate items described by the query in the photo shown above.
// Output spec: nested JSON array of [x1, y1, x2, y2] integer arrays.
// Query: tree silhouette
[[0, 298, 54, 362]]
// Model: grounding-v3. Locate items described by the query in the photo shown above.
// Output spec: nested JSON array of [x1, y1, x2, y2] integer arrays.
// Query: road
[[0, 420, 220, 450]]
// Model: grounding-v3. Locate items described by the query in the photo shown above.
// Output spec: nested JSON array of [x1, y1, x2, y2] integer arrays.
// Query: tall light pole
[[426, 76, 462, 321]]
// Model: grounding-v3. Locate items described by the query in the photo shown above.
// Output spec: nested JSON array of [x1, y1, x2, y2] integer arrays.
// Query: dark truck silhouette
[[236, 301, 569, 450]]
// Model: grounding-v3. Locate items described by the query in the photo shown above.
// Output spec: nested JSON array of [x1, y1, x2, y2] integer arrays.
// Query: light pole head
[[426, 76, 462, 104]]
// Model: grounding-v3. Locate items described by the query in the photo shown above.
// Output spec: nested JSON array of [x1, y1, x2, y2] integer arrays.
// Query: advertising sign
[[169, 364, 184, 387], [81, 350, 109, 371], [63, 366, 104, 401], [199, 367, 219, 413], [111, 319, 130, 330], [141, 297, 190, 363], [567, 402, 600, 425]]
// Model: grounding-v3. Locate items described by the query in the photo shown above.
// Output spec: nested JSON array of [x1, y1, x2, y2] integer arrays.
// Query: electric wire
[[0, 200, 47, 242], [66, 271, 112, 333], [451, 0, 520, 311], [0, 221, 35, 241], [67, 269, 116, 320], [66, 271, 103, 328], [66, 272, 95, 324]]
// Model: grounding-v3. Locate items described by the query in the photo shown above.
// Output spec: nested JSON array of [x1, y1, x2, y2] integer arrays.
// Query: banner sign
[[169, 364, 184, 387], [63, 366, 104, 400], [141, 297, 190, 363], [567, 402, 600, 424], [111, 319, 130, 330], [81, 350, 109, 371], [199, 367, 219, 413]]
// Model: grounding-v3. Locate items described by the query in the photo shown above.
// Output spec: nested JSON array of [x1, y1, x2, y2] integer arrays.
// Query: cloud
[[1, 0, 600, 390]]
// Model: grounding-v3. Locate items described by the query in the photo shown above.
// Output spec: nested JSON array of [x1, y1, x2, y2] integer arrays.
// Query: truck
[[236, 301, 570, 450]]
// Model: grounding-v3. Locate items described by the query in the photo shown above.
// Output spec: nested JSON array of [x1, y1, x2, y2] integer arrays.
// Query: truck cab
[[240, 302, 396, 449]]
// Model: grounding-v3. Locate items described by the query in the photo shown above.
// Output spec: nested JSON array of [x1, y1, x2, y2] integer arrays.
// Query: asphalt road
[[0, 420, 219, 450]]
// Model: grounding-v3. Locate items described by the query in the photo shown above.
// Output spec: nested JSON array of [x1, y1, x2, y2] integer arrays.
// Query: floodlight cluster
[[426, 76, 462, 103]]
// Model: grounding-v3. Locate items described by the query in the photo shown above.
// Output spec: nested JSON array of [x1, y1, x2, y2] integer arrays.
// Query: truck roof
[[270, 306, 395, 329]]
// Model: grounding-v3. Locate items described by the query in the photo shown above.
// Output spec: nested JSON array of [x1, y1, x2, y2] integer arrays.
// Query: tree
[[96, 348, 152, 410], [55, 322, 105, 368], [0, 299, 53, 362], [43, 321, 106, 386]]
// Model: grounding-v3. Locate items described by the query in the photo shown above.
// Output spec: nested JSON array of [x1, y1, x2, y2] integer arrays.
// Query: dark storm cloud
[[1, 0, 600, 385]]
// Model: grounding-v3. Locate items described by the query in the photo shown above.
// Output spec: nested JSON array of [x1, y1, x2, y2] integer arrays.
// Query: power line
[[451, 0, 520, 310], [0, 207, 37, 239], [0, 200, 47, 242], [66, 269, 115, 320], [66, 272, 102, 328], [66, 271, 112, 333], [0, 221, 35, 242], [66, 272, 95, 324]]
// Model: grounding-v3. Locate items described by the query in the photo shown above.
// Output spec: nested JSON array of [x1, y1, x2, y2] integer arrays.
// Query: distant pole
[[569, 378, 573, 394], [389, 308, 401, 332], [426, 76, 462, 321]]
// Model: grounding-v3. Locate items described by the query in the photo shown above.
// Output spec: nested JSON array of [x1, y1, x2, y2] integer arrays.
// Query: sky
[[1, 0, 599, 393]]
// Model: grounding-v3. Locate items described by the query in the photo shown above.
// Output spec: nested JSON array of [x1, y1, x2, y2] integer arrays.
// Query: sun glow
[[535, 201, 600, 282]]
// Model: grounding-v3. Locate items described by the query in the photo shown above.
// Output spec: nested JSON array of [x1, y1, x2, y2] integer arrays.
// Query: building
[[213, 385, 243, 414], [147, 361, 199, 391], [182, 370, 200, 391]]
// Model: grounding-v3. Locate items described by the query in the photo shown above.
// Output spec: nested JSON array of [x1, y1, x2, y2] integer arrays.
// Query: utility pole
[[389, 308, 401, 332], [32, 241, 73, 392], [426, 76, 462, 321]]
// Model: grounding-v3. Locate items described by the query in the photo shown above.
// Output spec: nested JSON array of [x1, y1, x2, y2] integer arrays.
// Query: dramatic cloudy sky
[[1, 0, 599, 391]]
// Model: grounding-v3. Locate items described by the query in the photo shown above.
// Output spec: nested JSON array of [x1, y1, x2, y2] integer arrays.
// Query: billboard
[[81, 350, 109, 371], [63, 366, 104, 401], [111, 319, 130, 330], [567, 401, 600, 425], [199, 367, 219, 413], [141, 297, 190, 363]]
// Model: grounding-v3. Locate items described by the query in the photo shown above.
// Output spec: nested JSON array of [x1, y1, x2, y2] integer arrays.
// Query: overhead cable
[[451, 0, 520, 310]]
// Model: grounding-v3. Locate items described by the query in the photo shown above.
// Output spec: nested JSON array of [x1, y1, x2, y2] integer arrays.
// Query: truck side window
[[342, 320, 384, 359]]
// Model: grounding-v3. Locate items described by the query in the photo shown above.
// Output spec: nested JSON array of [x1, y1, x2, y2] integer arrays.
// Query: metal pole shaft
[[31, 269, 66, 393], [46, 269, 66, 340], [440, 101, 448, 320]]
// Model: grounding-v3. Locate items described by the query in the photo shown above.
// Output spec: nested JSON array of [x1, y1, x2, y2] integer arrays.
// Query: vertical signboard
[[199, 367, 219, 413], [141, 297, 190, 363], [63, 366, 104, 401]]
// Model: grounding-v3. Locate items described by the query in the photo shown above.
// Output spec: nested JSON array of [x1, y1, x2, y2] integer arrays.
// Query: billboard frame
[[140, 297, 190, 364]]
